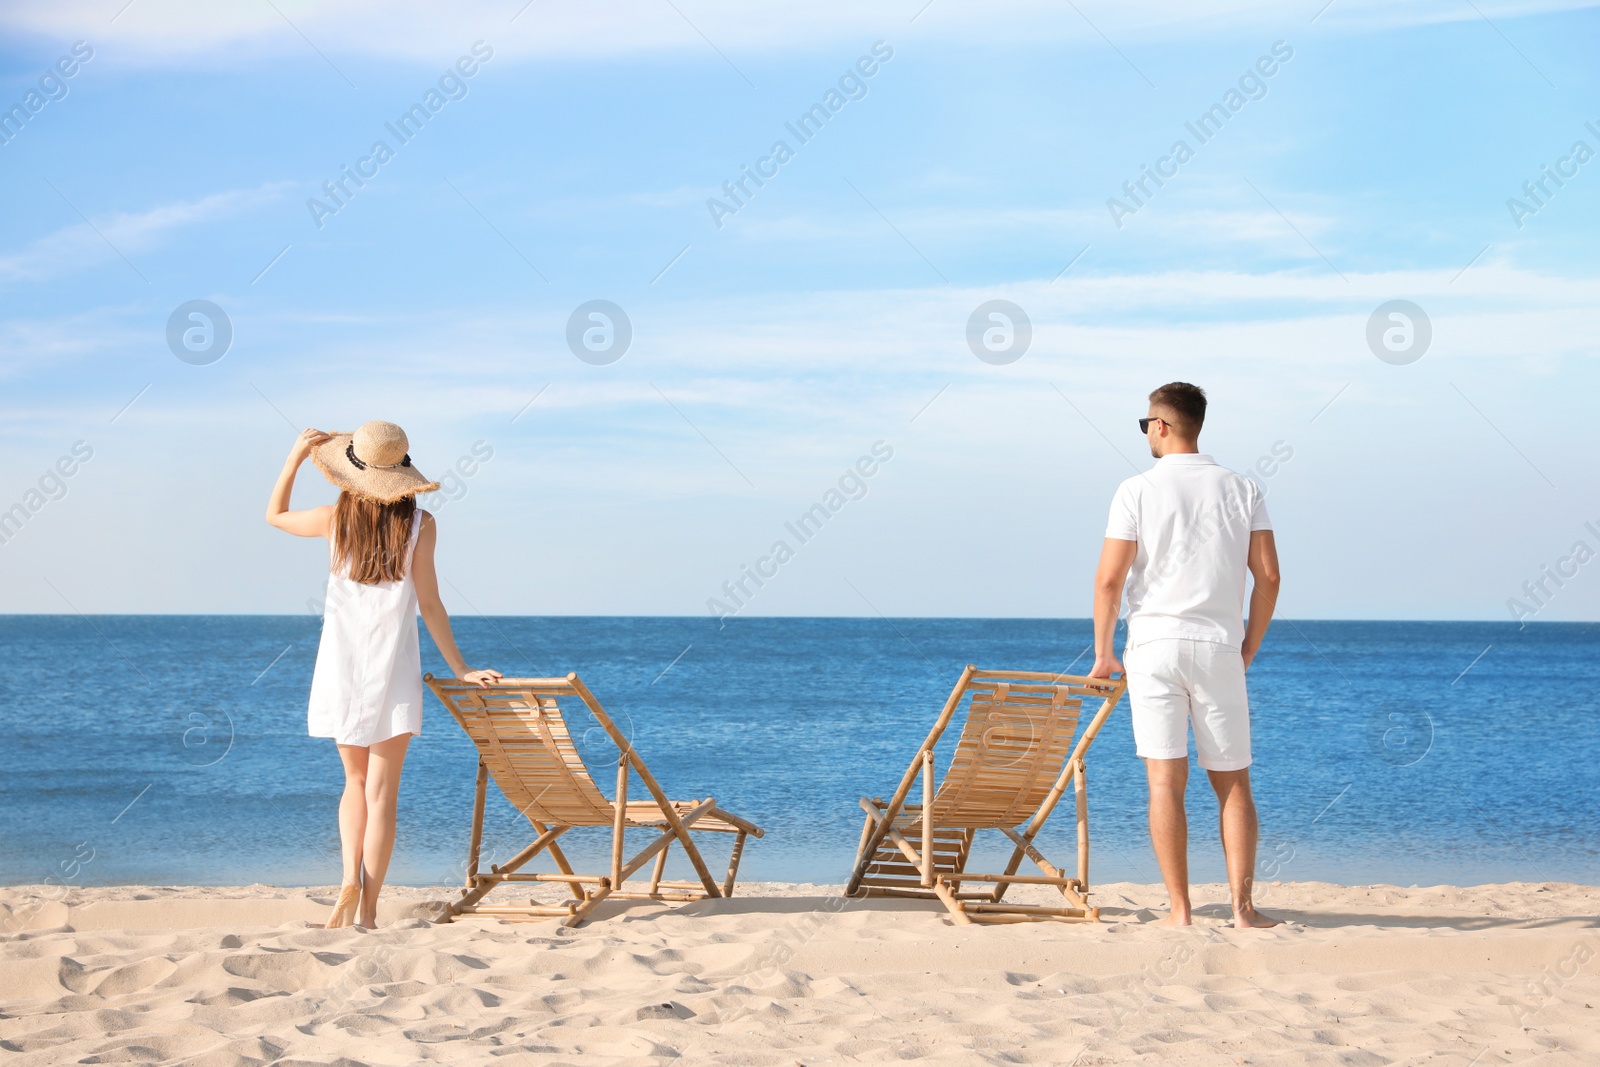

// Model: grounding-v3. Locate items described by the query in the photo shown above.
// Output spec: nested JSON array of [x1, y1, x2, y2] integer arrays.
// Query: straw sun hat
[[311, 420, 440, 503]]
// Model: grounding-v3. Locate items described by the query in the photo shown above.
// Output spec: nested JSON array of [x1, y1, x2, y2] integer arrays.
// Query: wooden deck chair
[[845, 666, 1127, 925], [423, 673, 762, 926]]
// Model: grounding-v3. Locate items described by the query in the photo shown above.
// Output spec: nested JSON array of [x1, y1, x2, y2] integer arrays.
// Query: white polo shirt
[[1105, 453, 1271, 650]]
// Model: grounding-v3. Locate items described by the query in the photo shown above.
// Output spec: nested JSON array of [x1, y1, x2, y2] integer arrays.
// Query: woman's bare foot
[[1153, 910, 1192, 926], [1233, 905, 1281, 929], [325, 883, 361, 929]]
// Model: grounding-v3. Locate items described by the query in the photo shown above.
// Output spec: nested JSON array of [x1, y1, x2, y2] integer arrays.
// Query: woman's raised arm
[[267, 429, 334, 538]]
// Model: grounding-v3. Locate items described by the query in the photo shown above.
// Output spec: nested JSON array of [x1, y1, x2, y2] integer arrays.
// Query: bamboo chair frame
[[424, 673, 762, 926], [846, 666, 1127, 925]]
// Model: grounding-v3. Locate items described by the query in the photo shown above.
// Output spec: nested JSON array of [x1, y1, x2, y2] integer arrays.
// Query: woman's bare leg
[[329, 744, 369, 928], [358, 733, 411, 927]]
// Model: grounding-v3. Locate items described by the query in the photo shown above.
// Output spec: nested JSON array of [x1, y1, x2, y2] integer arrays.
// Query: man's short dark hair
[[1148, 382, 1207, 435]]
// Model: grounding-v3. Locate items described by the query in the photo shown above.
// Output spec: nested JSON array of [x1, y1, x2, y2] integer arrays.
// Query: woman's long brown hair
[[331, 492, 417, 584]]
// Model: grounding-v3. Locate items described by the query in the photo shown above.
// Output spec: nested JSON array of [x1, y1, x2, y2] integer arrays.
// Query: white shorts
[[1125, 638, 1252, 771]]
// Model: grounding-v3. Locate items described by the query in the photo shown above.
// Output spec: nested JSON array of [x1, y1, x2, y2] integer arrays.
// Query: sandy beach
[[2, 879, 1594, 1065]]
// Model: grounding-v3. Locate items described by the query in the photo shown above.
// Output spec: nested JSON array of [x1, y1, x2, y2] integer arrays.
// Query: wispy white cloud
[[0, 183, 292, 285], [721, 202, 1343, 259]]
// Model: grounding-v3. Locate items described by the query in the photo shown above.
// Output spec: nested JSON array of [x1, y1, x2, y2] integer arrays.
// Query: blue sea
[[2, 616, 1596, 890]]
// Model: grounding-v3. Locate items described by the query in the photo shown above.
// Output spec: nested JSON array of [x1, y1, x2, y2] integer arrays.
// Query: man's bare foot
[[1153, 911, 1192, 926], [1233, 905, 1280, 929]]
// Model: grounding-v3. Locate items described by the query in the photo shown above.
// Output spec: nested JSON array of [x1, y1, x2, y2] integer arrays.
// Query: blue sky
[[0, 0, 1597, 620]]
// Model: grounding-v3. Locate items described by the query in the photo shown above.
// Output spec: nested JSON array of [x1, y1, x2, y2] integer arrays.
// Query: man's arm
[[1240, 529, 1280, 670], [1090, 538, 1137, 678]]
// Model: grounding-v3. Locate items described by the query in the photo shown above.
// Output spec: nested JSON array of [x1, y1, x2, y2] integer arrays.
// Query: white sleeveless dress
[[307, 510, 424, 747]]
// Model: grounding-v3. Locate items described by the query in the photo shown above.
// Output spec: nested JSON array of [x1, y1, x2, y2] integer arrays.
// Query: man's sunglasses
[[1138, 416, 1166, 433]]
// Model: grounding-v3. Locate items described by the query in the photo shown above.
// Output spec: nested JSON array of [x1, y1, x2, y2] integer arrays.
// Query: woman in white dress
[[266, 421, 500, 928]]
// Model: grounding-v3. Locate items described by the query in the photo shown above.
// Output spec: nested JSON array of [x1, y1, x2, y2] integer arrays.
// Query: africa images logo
[[1106, 41, 1294, 229], [306, 42, 494, 229], [705, 41, 894, 229]]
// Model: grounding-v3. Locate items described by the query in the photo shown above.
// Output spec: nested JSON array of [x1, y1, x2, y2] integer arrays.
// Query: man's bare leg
[[1207, 767, 1279, 929], [1144, 756, 1192, 925]]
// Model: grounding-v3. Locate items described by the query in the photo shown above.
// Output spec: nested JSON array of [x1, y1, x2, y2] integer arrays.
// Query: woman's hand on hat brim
[[290, 428, 332, 463]]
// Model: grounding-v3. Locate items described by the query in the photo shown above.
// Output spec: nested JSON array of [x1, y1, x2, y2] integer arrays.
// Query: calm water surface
[[2, 616, 1595, 888]]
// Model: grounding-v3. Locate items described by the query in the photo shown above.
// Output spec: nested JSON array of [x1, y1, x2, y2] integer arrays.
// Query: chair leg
[[991, 837, 1029, 903], [856, 804, 878, 861], [1074, 757, 1090, 892], [612, 755, 629, 891], [465, 759, 488, 889], [951, 828, 974, 895], [649, 841, 670, 895], [932, 877, 973, 926], [722, 831, 748, 897], [921, 752, 935, 887], [670, 819, 723, 898], [568, 884, 613, 927], [849, 797, 896, 896], [542, 837, 586, 902], [993, 824, 1040, 903]]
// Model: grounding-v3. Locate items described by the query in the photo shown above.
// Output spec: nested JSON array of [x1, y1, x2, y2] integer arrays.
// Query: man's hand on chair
[[1088, 654, 1123, 680]]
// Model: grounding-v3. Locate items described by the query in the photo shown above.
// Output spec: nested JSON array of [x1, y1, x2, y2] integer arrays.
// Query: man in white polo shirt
[[1089, 382, 1281, 928]]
